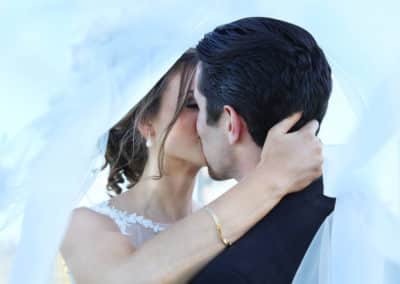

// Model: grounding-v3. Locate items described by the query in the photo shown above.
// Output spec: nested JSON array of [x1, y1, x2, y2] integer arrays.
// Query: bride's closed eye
[[186, 101, 199, 110], [185, 91, 199, 110]]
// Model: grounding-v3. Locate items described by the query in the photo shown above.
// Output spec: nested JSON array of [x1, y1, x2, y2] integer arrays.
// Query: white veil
[[293, 78, 400, 283], [291, 2, 400, 282], [0, 1, 399, 283]]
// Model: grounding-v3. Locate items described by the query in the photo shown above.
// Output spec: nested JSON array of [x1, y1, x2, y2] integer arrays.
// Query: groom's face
[[193, 63, 233, 180]]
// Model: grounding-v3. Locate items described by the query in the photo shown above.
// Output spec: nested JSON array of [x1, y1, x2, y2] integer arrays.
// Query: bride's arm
[[61, 113, 322, 284]]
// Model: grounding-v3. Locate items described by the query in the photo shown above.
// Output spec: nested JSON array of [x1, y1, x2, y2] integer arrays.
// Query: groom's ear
[[223, 105, 245, 145]]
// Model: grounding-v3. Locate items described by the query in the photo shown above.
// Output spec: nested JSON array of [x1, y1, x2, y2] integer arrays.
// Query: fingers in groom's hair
[[272, 112, 303, 134], [301, 120, 320, 136]]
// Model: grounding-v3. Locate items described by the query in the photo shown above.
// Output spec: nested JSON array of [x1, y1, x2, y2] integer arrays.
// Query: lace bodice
[[88, 200, 171, 247], [88, 199, 201, 246]]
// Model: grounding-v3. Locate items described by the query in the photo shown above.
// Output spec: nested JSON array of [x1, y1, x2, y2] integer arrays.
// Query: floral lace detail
[[89, 201, 169, 235]]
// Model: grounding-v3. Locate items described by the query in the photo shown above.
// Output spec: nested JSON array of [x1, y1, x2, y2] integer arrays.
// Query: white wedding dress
[[1, 1, 399, 284]]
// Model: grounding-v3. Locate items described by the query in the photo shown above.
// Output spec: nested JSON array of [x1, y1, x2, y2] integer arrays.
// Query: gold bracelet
[[205, 206, 232, 247]]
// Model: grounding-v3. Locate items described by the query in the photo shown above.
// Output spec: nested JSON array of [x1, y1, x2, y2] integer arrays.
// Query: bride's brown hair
[[103, 48, 198, 195]]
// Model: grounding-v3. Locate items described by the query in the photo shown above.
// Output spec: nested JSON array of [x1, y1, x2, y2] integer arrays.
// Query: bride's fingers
[[300, 119, 319, 136], [270, 112, 303, 135]]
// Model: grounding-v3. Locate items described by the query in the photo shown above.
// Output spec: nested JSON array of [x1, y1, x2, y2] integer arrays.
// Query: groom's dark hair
[[196, 17, 332, 146]]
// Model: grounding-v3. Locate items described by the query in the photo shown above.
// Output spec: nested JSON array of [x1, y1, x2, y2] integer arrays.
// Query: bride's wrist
[[253, 162, 288, 201]]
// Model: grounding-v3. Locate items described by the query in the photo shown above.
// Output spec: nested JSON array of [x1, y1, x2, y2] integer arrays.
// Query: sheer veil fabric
[[0, 1, 399, 283]]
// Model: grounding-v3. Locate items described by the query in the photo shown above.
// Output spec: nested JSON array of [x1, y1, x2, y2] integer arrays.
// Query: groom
[[190, 17, 335, 283]]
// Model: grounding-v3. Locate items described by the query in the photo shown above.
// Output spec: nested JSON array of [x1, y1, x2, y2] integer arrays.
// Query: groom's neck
[[232, 144, 262, 181]]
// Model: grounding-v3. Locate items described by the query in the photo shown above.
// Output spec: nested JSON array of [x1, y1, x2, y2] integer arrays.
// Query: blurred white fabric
[[0, 1, 399, 283]]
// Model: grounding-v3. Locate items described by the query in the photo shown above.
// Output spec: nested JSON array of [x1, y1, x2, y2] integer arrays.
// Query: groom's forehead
[[193, 83, 206, 108], [193, 86, 202, 103], [194, 62, 202, 84], [193, 63, 203, 97]]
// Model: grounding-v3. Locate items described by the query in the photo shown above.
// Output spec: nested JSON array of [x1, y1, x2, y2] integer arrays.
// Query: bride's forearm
[[116, 164, 283, 284]]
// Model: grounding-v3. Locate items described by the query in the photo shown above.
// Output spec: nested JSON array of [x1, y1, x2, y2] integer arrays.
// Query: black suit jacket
[[190, 177, 335, 284]]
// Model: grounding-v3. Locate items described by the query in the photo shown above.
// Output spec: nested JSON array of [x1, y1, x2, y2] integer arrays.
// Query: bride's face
[[152, 70, 206, 170]]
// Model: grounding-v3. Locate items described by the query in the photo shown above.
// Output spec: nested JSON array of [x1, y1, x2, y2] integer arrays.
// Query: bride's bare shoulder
[[61, 209, 135, 283], [70, 206, 119, 231], [62, 206, 132, 253], [61, 206, 134, 261]]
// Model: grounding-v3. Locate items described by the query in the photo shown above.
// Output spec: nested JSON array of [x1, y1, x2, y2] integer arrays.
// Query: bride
[[60, 48, 324, 284]]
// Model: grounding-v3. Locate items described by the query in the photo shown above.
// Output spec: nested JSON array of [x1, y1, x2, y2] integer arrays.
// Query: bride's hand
[[259, 112, 322, 197]]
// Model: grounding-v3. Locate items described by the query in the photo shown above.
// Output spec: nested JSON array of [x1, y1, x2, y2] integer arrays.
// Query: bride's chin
[[190, 155, 207, 168], [196, 152, 207, 167], [188, 146, 207, 167]]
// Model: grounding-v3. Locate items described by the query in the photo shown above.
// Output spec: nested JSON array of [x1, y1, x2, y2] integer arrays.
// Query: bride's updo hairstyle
[[103, 48, 198, 195]]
